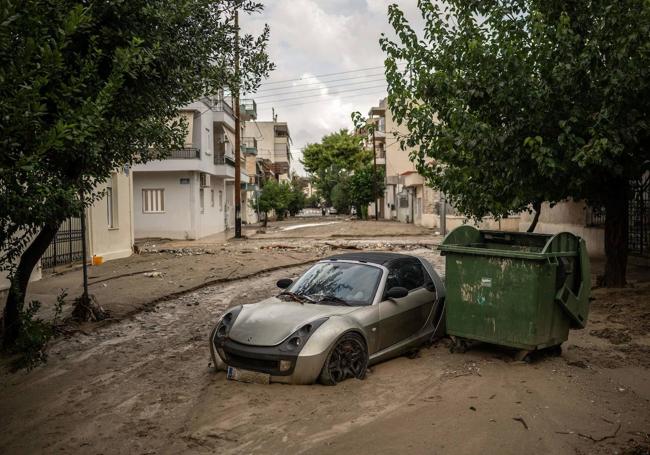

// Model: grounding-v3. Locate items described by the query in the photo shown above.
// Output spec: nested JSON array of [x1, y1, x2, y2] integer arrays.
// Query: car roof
[[323, 251, 417, 266]]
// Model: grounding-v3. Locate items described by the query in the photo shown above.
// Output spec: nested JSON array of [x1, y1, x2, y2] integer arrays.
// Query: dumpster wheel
[[449, 336, 469, 354], [514, 350, 533, 363]]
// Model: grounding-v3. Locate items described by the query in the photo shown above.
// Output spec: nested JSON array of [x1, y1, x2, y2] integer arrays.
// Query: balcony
[[214, 152, 235, 165], [240, 99, 257, 121], [211, 97, 234, 117], [242, 137, 258, 155], [166, 147, 200, 159]]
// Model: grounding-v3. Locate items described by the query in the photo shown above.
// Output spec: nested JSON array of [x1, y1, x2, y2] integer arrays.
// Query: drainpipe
[[440, 191, 447, 236]]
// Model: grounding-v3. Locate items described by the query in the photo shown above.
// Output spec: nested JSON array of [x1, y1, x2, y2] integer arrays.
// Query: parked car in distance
[[210, 252, 446, 385]]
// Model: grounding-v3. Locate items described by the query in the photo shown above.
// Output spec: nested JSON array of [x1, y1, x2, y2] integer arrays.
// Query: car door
[[377, 259, 436, 351]]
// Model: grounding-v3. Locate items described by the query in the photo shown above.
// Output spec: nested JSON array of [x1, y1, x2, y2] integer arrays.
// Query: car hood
[[228, 297, 358, 346]]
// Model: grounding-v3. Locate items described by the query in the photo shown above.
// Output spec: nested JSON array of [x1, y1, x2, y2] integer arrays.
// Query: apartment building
[[132, 95, 252, 240], [244, 119, 292, 183], [366, 98, 437, 227]]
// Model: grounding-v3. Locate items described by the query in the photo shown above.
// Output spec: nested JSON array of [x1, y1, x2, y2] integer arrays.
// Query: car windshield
[[289, 262, 382, 306]]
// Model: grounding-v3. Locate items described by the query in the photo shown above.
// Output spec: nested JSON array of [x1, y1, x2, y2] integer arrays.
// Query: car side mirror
[[386, 287, 408, 300], [276, 278, 293, 289]]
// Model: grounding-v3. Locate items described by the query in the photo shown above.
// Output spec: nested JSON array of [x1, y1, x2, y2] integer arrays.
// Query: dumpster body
[[440, 226, 590, 353]]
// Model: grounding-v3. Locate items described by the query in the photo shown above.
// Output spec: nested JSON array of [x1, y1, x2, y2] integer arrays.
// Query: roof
[[324, 252, 415, 266]]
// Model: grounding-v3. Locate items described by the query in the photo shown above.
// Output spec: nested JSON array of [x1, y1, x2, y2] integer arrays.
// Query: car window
[[385, 259, 429, 292], [290, 262, 382, 306]]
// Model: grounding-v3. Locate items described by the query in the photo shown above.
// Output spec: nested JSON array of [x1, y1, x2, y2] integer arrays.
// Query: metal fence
[[167, 147, 200, 159], [41, 217, 84, 269], [629, 173, 650, 258]]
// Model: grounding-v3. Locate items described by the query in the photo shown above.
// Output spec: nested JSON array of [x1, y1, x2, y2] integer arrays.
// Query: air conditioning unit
[[200, 173, 211, 188]]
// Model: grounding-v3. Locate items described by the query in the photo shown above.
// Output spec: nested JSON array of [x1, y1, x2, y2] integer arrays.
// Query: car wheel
[[319, 332, 368, 386]]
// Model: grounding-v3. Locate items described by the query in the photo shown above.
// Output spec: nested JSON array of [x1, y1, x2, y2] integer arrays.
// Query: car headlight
[[214, 306, 243, 341], [279, 318, 328, 353]]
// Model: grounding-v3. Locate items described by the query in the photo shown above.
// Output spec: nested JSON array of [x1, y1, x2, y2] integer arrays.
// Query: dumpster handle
[[546, 256, 558, 266]]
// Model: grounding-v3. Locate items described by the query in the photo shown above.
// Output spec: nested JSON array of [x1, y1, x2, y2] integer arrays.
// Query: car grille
[[225, 352, 279, 373]]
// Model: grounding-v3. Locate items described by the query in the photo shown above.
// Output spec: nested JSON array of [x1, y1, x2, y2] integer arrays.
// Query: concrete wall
[[244, 122, 275, 162], [133, 171, 229, 240], [519, 200, 605, 256], [87, 170, 134, 261]]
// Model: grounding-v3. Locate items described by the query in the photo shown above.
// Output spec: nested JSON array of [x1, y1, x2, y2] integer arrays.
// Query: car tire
[[319, 332, 368, 386]]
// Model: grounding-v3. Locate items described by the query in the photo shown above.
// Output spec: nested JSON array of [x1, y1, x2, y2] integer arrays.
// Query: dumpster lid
[[439, 225, 580, 260]]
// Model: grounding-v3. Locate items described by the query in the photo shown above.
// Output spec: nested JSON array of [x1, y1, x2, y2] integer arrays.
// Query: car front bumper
[[209, 327, 329, 385]]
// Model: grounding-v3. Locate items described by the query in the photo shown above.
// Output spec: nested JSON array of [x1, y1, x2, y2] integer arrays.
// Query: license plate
[[226, 366, 270, 384]]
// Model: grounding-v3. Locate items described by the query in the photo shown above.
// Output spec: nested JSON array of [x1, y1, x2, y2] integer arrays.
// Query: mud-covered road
[[0, 249, 648, 454]]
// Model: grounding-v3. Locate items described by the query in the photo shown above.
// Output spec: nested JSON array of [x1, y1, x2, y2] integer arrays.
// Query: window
[[106, 187, 114, 228], [219, 191, 223, 211], [211, 189, 215, 207], [385, 259, 428, 292], [142, 189, 164, 213], [106, 174, 119, 228], [200, 188, 205, 213]]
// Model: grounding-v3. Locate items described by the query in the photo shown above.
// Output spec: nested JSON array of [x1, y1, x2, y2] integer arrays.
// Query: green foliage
[[381, 1, 650, 218], [302, 130, 383, 208], [287, 180, 307, 216], [0, 0, 274, 271], [350, 165, 386, 211], [11, 291, 66, 371], [305, 194, 321, 208], [301, 130, 372, 205], [330, 178, 352, 215], [256, 179, 291, 220]]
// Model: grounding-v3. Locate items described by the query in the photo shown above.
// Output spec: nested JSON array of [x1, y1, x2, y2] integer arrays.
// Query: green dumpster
[[439, 226, 591, 358]]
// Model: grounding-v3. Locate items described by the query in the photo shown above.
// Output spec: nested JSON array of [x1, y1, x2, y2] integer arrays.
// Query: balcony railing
[[240, 99, 257, 120], [214, 152, 235, 165], [242, 137, 258, 155], [212, 99, 234, 117], [166, 147, 200, 159]]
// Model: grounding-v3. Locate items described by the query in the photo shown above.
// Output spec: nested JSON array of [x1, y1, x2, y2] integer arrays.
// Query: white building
[[132, 95, 251, 240], [1, 169, 135, 291]]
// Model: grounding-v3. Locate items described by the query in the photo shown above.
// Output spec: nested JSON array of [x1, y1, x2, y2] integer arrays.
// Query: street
[[0, 218, 648, 454]]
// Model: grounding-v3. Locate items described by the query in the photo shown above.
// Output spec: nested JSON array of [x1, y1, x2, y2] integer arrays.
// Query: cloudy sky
[[242, 0, 425, 175]]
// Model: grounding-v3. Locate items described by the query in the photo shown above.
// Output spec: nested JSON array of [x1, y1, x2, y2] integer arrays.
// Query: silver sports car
[[209, 252, 446, 385]]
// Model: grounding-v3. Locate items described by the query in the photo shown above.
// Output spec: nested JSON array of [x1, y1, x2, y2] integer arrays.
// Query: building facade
[[244, 119, 292, 183], [132, 95, 251, 240]]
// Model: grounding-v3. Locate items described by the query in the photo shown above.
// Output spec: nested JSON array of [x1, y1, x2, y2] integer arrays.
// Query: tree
[[255, 180, 290, 226], [287, 179, 307, 216], [0, 0, 273, 346], [381, 1, 650, 287], [349, 165, 386, 218], [301, 130, 372, 205]]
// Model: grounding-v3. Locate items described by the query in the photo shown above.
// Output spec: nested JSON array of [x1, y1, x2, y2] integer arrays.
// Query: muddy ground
[[0, 244, 648, 455]]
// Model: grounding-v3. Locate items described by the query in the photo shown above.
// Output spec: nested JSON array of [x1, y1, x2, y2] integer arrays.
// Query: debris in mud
[[512, 417, 529, 430], [590, 328, 632, 345], [566, 360, 589, 369], [144, 272, 163, 278]]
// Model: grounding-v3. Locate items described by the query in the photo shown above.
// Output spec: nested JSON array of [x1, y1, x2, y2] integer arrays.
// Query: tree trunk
[[263, 212, 268, 228], [602, 183, 629, 288], [527, 201, 542, 233], [2, 224, 58, 348]]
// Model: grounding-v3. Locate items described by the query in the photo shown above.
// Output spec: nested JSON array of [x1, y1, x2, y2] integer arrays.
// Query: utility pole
[[234, 8, 242, 238], [372, 127, 378, 221]]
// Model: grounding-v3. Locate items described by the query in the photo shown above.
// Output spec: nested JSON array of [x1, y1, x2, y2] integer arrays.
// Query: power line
[[257, 90, 387, 109], [253, 72, 389, 94], [257, 64, 400, 87], [253, 76, 388, 100], [256, 84, 387, 106]]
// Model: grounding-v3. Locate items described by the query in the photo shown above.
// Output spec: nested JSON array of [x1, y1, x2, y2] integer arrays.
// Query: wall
[[87, 170, 134, 261], [133, 171, 195, 239], [196, 175, 228, 238], [519, 200, 605, 256], [244, 122, 275, 162]]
